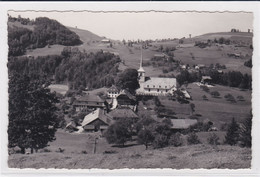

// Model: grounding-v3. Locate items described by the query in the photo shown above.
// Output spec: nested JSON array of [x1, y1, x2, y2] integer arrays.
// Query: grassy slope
[[10, 20, 252, 75], [156, 83, 251, 128], [8, 130, 251, 169]]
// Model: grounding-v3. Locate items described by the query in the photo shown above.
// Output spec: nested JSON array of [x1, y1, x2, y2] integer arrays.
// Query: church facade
[[136, 50, 177, 96]]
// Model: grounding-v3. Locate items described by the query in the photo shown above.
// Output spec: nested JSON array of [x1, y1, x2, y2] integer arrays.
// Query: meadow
[[8, 130, 251, 169]]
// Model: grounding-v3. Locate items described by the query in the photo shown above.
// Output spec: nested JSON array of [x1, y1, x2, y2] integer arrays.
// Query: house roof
[[108, 108, 139, 119], [77, 94, 104, 103], [171, 119, 198, 129], [82, 108, 112, 127], [202, 76, 212, 80], [107, 85, 120, 93], [144, 77, 177, 89], [117, 90, 136, 101]]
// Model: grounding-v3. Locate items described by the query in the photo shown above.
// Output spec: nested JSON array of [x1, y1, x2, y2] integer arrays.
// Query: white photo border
[[0, 1, 259, 177]]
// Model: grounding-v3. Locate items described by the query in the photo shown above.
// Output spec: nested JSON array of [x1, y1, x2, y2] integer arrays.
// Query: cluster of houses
[[66, 52, 198, 134]]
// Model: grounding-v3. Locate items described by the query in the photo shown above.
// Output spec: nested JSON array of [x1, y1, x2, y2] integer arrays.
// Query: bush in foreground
[[187, 132, 201, 145], [169, 132, 183, 147], [207, 133, 220, 145]]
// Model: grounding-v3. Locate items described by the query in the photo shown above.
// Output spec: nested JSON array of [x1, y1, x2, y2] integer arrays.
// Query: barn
[[82, 108, 112, 132]]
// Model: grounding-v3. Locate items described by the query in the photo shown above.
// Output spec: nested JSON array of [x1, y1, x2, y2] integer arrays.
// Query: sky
[[8, 11, 253, 41]]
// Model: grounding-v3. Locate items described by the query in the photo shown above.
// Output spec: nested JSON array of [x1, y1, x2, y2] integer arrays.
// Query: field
[[8, 130, 251, 169]]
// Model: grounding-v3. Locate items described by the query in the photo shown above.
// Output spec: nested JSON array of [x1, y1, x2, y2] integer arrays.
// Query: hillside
[[8, 130, 251, 169], [68, 27, 102, 42], [8, 16, 82, 56]]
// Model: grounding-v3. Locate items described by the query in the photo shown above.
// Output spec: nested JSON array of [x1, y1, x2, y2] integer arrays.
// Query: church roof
[[138, 67, 145, 72], [144, 77, 177, 89]]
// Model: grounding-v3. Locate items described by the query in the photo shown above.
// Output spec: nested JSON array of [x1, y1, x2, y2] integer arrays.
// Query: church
[[136, 50, 177, 96]]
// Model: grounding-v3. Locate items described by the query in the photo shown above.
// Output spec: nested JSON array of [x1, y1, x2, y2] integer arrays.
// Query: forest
[[8, 16, 82, 56], [8, 47, 121, 90]]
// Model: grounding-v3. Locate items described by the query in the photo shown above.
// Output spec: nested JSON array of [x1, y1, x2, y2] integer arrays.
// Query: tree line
[[8, 48, 121, 91], [104, 114, 252, 150], [177, 69, 251, 90], [8, 16, 82, 56]]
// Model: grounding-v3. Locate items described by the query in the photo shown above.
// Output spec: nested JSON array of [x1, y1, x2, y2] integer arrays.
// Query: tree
[[187, 132, 201, 145], [207, 133, 220, 145], [224, 118, 239, 146], [211, 91, 220, 98], [8, 73, 59, 154], [104, 120, 132, 146], [115, 68, 140, 94], [239, 113, 252, 147], [137, 128, 155, 150], [169, 132, 183, 147], [152, 118, 172, 148]]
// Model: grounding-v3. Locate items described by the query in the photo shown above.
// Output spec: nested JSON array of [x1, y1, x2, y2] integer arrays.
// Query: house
[[65, 121, 78, 132], [136, 50, 177, 96], [81, 108, 112, 132], [195, 64, 206, 70], [108, 107, 139, 122], [180, 88, 191, 99], [201, 76, 212, 85], [107, 85, 120, 98], [116, 90, 137, 110], [73, 94, 107, 112], [170, 119, 198, 131], [101, 39, 110, 44]]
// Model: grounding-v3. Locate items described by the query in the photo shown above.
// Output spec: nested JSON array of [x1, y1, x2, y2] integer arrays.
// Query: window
[[159, 85, 161, 88], [153, 85, 155, 88], [165, 86, 167, 88], [157, 89, 159, 92], [166, 89, 168, 92], [97, 103, 99, 105], [148, 89, 150, 92], [147, 85, 149, 87]]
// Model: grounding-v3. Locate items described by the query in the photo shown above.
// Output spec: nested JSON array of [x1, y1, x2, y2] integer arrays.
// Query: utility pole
[[93, 137, 98, 154]]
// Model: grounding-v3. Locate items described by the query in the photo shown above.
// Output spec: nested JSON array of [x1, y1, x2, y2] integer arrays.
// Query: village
[[7, 12, 253, 169], [65, 50, 205, 135]]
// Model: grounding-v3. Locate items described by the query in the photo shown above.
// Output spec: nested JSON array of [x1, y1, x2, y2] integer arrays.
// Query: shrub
[[202, 95, 208, 100], [187, 132, 201, 145], [224, 93, 236, 103], [169, 132, 183, 147], [237, 95, 245, 101], [103, 150, 117, 154], [152, 134, 169, 149], [207, 133, 220, 145], [211, 91, 220, 98]]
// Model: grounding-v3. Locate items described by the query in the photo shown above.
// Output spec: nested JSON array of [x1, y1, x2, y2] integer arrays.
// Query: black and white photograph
[[1, 2, 260, 176]]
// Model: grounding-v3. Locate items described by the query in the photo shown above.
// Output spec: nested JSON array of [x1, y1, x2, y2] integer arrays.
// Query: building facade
[[136, 50, 177, 96]]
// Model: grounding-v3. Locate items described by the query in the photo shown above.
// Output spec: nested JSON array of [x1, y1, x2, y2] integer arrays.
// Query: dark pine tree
[[224, 118, 240, 146], [239, 112, 252, 148]]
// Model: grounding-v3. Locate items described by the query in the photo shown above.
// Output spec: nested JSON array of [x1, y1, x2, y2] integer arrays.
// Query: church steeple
[[138, 47, 145, 83]]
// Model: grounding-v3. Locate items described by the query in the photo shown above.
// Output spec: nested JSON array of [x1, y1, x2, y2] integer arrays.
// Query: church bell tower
[[138, 48, 145, 83]]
